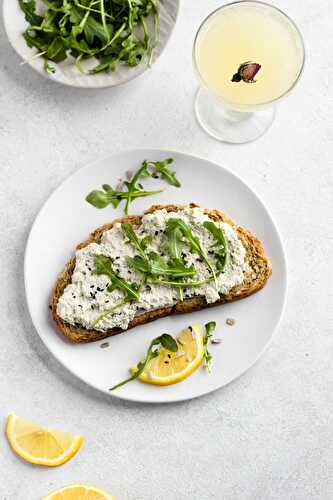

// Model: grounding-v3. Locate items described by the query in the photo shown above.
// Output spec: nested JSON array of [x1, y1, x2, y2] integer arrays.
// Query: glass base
[[195, 88, 276, 144]]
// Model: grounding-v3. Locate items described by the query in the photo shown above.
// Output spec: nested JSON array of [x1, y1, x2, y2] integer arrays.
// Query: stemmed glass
[[193, 1, 305, 143]]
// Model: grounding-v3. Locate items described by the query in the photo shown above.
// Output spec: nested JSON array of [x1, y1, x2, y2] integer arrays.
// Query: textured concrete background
[[0, 1, 332, 499]]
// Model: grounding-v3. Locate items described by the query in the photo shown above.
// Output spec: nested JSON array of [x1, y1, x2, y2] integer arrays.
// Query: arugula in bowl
[[18, 0, 159, 75]]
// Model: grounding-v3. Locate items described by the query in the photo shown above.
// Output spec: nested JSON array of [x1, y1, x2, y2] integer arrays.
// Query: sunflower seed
[[211, 338, 222, 345], [226, 318, 235, 326]]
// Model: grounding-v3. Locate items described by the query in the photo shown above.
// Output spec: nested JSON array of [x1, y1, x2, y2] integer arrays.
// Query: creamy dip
[[57, 208, 246, 331]]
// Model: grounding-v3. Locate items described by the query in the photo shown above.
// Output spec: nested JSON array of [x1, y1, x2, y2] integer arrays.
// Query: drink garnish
[[232, 62, 261, 83]]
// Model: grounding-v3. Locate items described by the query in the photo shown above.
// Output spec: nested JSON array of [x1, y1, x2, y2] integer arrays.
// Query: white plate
[[25, 149, 287, 403], [3, 0, 179, 88]]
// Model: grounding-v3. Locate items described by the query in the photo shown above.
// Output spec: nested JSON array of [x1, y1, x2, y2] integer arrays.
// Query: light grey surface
[[0, 1, 332, 499]]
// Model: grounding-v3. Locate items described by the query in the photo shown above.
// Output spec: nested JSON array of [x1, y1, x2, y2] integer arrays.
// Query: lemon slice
[[135, 323, 204, 385], [43, 484, 114, 500], [6, 414, 84, 466]]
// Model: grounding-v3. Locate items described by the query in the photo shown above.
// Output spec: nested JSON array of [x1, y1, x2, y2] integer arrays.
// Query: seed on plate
[[176, 351, 185, 358], [226, 318, 235, 326], [100, 342, 110, 349], [211, 338, 222, 344]]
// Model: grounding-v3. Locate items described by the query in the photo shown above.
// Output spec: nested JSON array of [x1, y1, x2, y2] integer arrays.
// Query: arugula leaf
[[203, 221, 229, 272], [110, 333, 178, 391], [86, 186, 120, 209], [166, 222, 184, 261], [86, 183, 161, 211], [23, 31, 49, 53], [46, 37, 67, 62], [92, 255, 140, 326], [123, 161, 157, 215], [18, 0, 43, 25], [147, 276, 215, 288], [44, 59, 56, 74], [203, 321, 216, 371], [92, 298, 129, 328], [165, 220, 187, 299], [128, 253, 196, 279], [94, 255, 139, 301], [122, 223, 152, 259], [160, 333, 178, 352], [86, 158, 180, 215], [145, 158, 181, 187], [166, 219, 217, 287]]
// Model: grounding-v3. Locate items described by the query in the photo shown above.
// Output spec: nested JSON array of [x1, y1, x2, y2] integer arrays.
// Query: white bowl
[[3, 0, 179, 88]]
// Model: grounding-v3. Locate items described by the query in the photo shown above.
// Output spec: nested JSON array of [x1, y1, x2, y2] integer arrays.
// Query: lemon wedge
[[43, 484, 114, 500], [134, 323, 204, 385], [6, 414, 84, 466]]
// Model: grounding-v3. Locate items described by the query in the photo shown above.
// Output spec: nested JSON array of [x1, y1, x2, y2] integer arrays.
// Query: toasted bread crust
[[51, 204, 272, 343]]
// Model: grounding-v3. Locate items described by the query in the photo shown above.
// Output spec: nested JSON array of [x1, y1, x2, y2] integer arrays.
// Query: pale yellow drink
[[194, 1, 304, 109]]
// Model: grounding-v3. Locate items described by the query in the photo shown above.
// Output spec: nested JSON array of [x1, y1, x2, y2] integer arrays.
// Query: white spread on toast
[[57, 208, 246, 331]]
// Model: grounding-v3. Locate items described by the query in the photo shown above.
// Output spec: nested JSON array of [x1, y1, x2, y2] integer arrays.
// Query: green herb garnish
[[86, 158, 180, 215], [203, 221, 229, 272], [147, 276, 215, 288], [165, 218, 187, 299], [86, 175, 163, 215], [18, 0, 159, 75], [110, 333, 178, 391], [128, 253, 196, 279], [122, 223, 152, 259], [92, 255, 139, 327], [145, 158, 181, 187], [203, 321, 216, 372], [166, 218, 217, 287]]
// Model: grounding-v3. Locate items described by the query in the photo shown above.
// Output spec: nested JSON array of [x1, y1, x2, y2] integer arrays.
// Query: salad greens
[[122, 223, 152, 260], [128, 253, 195, 279], [92, 254, 139, 326], [203, 221, 229, 272], [144, 158, 181, 187], [110, 333, 178, 390], [165, 219, 187, 299], [18, 0, 159, 74], [166, 218, 217, 287], [147, 276, 215, 288], [86, 158, 180, 215], [203, 321, 216, 371]]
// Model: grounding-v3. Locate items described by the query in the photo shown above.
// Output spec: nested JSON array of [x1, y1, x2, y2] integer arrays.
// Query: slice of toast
[[51, 204, 272, 343]]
